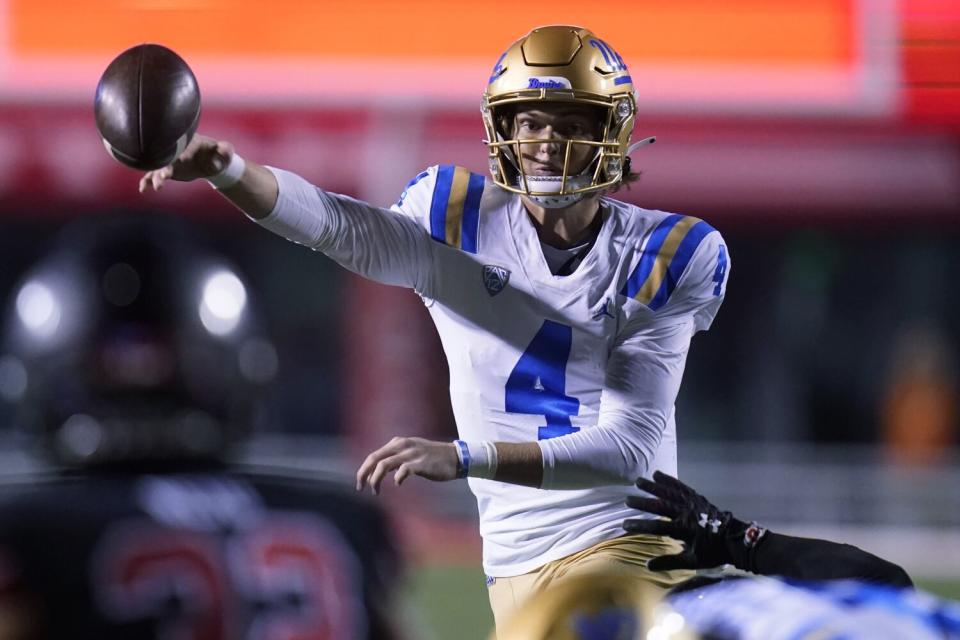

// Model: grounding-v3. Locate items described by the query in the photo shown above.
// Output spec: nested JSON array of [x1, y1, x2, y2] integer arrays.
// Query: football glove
[[623, 471, 767, 572]]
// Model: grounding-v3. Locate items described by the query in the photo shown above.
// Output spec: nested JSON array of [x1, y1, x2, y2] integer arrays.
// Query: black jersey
[[0, 467, 401, 640]]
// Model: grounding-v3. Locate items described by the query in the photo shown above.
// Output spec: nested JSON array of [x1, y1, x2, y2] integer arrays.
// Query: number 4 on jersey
[[505, 320, 580, 440]]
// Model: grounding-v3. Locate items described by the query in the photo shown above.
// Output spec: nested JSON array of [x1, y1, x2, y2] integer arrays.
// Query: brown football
[[94, 44, 201, 171]]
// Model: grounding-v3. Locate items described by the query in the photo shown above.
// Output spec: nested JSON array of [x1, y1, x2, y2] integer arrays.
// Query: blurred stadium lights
[[199, 269, 247, 336], [15, 280, 60, 339]]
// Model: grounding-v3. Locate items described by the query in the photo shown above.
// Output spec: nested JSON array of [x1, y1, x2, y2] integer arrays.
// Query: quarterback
[[140, 26, 730, 625]]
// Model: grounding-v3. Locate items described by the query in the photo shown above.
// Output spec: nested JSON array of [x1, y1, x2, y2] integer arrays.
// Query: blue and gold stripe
[[429, 165, 486, 253], [620, 214, 716, 310]]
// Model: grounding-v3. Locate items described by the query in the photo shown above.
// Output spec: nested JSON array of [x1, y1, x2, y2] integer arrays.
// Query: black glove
[[623, 471, 767, 572]]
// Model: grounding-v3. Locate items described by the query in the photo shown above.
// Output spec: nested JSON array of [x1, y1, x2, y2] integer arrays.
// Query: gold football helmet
[[482, 25, 654, 208], [493, 571, 698, 640]]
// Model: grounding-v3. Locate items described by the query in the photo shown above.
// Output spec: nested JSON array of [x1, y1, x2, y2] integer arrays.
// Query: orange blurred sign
[[3, 0, 895, 117], [12, 0, 853, 65]]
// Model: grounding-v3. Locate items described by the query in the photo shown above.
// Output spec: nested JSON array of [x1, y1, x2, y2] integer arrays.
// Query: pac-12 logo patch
[[482, 265, 511, 297]]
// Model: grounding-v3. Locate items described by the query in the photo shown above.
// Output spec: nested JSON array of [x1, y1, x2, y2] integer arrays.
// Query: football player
[[0, 218, 403, 639], [496, 570, 960, 640], [140, 25, 730, 627], [668, 577, 960, 640]]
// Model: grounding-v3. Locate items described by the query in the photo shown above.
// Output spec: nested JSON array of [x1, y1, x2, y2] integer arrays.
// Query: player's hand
[[138, 134, 234, 192], [623, 471, 765, 572], [356, 437, 460, 495]]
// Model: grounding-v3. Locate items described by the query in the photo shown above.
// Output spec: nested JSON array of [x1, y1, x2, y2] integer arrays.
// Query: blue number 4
[[505, 320, 580, 440], [712, 244, 728, 296]]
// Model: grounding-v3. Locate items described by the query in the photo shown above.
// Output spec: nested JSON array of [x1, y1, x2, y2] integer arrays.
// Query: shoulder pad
[[620, 214, 717, 310]]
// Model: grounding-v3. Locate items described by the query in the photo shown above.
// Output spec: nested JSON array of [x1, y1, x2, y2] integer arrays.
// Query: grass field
[[410, 564, 960, 640], [915, 578, 960, 601], [410, 565, 494, 640]]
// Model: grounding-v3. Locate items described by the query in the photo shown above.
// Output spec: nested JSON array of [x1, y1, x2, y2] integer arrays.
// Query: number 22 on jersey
[[505, 320, 581, 439]]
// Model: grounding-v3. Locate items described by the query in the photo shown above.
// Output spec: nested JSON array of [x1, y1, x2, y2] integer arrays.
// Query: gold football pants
[[486, 533, 692, 631]]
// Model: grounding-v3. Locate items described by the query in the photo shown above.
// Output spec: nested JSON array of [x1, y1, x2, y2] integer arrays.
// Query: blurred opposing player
[[0, 218, 402, 639], [670, 577, 960, 640], [139, 25, 730, 626], [496, 569, 960, 640]]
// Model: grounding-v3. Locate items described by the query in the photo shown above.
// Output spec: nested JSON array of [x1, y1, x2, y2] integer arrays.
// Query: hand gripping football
[[94, 43, 201, 171]]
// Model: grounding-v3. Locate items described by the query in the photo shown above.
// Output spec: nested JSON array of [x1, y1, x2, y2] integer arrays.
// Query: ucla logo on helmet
[[488, 50, 509, 84], [588, 39, 628, 72], [482, 265, 511, 297]]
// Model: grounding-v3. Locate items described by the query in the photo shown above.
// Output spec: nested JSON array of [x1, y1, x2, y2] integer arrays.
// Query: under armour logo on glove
[[698, 512, 723, 534], [742, 521, 767, 548]]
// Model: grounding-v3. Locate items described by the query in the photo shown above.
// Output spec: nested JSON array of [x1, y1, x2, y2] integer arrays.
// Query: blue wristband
[[454, 440, 470, 479]]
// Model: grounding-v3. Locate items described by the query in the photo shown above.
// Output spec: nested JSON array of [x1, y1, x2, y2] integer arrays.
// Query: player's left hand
[[356, 437, 459, 495]]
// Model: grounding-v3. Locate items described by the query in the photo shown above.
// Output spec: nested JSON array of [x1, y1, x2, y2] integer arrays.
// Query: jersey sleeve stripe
[[620, 213, 684, 299], [646, 219, 715, 310], [621, 215, 716, 309], [429, 165, 486, 254], [634, 216, 700, 306], [429, 164, 456, 243], [461, 172, 485, 254], [444, 167, 472, 248]]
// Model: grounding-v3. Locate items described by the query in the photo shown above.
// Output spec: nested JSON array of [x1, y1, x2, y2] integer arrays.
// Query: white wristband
[[206, 153, 246, 190], [464, 441, 498, 480]]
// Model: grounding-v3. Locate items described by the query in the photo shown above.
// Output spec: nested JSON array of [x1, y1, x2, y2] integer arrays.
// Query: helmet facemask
[[483, 95, 635, 208]]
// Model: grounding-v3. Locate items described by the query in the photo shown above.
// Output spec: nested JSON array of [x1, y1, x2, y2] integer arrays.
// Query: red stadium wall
[[0, 106, 956, 221]]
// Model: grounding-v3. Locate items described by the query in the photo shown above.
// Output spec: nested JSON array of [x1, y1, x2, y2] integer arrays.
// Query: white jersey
[[258, 164, 729, 576], [668, 577, 960, 639]]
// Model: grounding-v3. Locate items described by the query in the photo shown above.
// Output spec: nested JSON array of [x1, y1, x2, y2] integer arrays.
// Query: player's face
[[510, 104, 602, 178]]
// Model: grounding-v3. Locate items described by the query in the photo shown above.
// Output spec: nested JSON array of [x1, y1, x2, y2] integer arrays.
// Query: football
[[94, 44, 201, 171]]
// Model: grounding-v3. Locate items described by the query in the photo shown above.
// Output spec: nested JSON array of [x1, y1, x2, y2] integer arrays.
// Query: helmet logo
[[589, 39, 628, 72], [526, 76, 572, 90], [488, 51, 508, 84]]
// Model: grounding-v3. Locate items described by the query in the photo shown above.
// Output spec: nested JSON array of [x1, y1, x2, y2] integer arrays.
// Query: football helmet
[[1, 216, 274, 467], [494, 571, 698, 640], [482, 25, 654, 208]]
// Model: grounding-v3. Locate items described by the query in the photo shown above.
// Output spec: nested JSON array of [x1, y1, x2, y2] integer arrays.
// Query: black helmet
[[0, 215, 276, 466]]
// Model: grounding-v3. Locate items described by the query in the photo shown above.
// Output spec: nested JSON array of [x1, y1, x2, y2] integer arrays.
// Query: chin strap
[[626, 136, 656, 155], [520, 174, 593, 208]]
